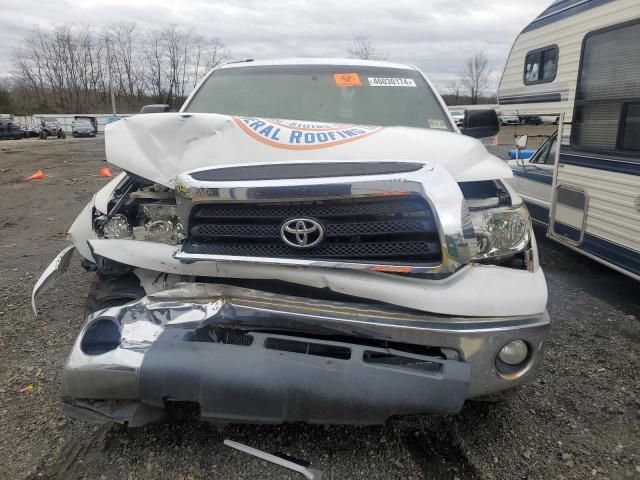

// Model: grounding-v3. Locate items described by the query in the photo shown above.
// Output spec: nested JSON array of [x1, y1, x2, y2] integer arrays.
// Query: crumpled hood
[[105, 112, 510, 187]]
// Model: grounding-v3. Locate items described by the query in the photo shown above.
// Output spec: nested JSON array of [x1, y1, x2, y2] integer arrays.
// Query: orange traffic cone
[[28, 170, 45, 180], [100, 167, 112, 178]]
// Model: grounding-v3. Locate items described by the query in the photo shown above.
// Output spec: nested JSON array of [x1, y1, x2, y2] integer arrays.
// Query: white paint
[[88, 239, 548, 317], [105, 112, 511, 188], [31, 245, 75, 316], [67, 200, 97, 262]]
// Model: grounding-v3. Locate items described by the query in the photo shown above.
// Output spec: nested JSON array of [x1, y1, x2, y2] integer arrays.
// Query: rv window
[[572, 20, 640, 157], [621, 104, 640, 152], [524, 46, 558, 85]]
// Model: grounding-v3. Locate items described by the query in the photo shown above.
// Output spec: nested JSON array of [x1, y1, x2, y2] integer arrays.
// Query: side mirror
[[140, 104, 170, 114], [460, 109, 500, 139], [516, 135, 528, 149]]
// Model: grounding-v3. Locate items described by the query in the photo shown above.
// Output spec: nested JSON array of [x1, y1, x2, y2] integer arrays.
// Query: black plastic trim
[[189, 162, 423, 181]]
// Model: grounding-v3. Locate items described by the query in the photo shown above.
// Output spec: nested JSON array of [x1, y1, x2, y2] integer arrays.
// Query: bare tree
[[460, 53, 491, 105], [0, 78, 13, 113], [106, 22, 144, 111], [9, 23, 231, 114], [143, 28, 168, 105], [192, 36, 230, 87], [163, 25, 190, 107], [347, 35, 388, 61], [445, 79, 463, 105]]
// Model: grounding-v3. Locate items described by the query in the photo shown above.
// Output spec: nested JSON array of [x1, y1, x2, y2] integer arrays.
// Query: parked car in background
[[540, 115, 559, 124], [0, 120, 25, 140], [25, 125, 40, 137], [497, 110, 520, 125], [72, 117, 97, 137], [16, 124, 29, 138], [519, 115, 543, 125], [448, 108, 465, 126]]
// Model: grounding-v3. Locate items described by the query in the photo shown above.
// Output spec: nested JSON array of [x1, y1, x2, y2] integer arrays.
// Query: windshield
[[184, 65, 453, 131], [76, 119, 92, 126]]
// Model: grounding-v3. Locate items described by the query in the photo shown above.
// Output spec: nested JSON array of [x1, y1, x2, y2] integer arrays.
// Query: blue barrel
[[509, 149, 536, 159]]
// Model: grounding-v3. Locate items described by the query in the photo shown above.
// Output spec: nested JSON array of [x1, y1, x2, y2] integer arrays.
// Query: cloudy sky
[[0, 0, 551, 92]]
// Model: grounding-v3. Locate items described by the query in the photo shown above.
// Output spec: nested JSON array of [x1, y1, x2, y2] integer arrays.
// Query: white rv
[[498, 0, 640, 281]]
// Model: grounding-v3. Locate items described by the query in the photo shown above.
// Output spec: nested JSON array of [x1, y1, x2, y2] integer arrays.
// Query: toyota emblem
[[281, 218, 324, 248]]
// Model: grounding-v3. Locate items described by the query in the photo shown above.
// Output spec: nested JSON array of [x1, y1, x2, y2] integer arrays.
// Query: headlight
[[100, 214, 132, 239], [132, 204, 184, 244], [96, 203, 184, 245], [470, 204, 531, 261]]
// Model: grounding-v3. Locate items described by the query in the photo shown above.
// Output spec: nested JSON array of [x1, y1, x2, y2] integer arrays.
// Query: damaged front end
[[33, 112, 549, 426], [62, 283, 547, 426]]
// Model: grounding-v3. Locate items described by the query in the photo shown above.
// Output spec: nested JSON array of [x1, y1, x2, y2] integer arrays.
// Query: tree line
[[6, 23, 230, 114], [0, 28, 495, 115]]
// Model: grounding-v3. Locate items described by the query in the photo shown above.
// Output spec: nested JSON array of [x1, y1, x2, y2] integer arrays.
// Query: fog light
[[498, 340, 528, 365], [81, 318, 121, 355]]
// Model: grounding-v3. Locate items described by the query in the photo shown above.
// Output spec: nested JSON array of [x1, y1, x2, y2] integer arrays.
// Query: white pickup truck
[[33, 58, 549, 426]]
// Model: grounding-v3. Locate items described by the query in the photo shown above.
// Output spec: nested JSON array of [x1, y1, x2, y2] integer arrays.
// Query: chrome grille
[[184, 196, 442, 264]]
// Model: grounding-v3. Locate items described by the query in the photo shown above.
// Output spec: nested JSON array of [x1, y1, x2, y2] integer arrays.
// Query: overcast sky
[[0, 0, 551, 92]]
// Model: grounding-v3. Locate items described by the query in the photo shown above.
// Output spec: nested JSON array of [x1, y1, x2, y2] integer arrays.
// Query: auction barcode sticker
[[368, 77, 417, 87]]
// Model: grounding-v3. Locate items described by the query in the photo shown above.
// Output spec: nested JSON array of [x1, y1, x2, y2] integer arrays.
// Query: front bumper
[[62, 283, 550, 426]]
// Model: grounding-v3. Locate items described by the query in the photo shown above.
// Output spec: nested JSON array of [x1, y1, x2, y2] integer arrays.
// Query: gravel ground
[[0, 134, 638, 480]]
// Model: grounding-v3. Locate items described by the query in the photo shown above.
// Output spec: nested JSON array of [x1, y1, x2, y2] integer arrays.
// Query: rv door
[[547, 114, 590, 246]]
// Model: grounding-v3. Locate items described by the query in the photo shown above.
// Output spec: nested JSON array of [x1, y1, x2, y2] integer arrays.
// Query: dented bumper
[[61, 282, 549, 426]]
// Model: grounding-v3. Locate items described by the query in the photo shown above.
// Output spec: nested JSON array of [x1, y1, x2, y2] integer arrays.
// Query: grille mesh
[[185, 196, 441, 264], [183, 241, 439, 259], [192, 198, 427, 219]]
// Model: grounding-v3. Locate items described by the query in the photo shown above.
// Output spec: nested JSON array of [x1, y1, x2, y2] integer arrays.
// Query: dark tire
[[84, 273, 146, 317]]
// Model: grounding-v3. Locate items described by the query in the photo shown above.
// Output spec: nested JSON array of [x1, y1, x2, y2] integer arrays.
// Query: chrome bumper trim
[[173, 250, 442, 274], [63, 283, 550, 407]]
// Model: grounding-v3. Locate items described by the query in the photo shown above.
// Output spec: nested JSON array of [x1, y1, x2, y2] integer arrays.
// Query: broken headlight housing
[[132, 204, 185, 244], [470, 203, 531, 261], [95, 180, 185, 245]]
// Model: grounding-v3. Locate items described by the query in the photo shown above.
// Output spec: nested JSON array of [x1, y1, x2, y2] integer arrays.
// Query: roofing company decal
[[232, 116, 384, 150]]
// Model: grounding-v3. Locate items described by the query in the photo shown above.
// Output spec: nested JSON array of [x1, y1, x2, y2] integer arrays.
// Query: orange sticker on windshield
[[333, 73, 362, 87]]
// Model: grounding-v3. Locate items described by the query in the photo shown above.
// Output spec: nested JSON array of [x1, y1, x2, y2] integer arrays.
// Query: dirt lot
[[0, 133, 639, 480]]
